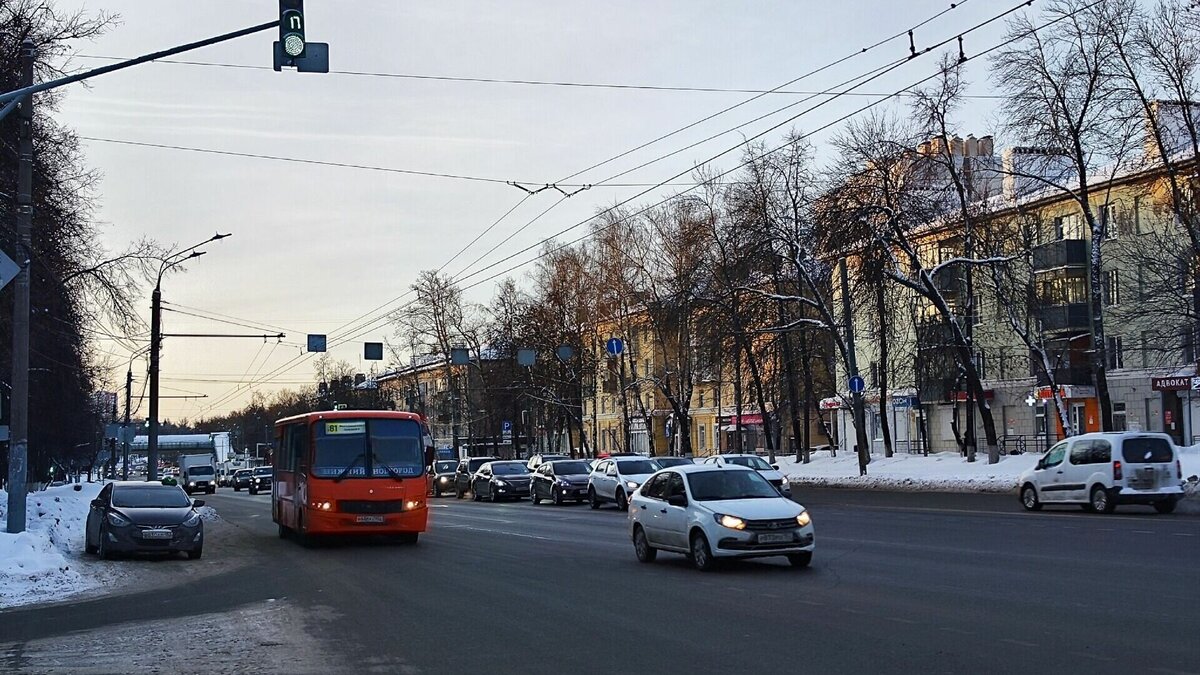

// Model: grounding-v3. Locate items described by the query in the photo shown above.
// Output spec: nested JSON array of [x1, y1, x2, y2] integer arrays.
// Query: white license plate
[[141, 529, 172, 539], [355, 515, 385, 524], [758, 533, 792, 544]]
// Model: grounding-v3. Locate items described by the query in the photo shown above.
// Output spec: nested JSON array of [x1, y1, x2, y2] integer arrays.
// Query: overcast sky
[[51, 0, 1007, 421]]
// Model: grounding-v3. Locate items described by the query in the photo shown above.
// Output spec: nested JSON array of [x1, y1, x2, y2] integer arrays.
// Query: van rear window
[[1121, 438, 1174, 464]]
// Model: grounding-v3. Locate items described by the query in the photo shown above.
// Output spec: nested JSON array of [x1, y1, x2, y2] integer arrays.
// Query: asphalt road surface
[[2, 487, 1198, 674]]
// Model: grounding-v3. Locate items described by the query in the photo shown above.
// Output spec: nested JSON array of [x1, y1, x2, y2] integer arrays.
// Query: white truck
[[179, 453, 218, 495]]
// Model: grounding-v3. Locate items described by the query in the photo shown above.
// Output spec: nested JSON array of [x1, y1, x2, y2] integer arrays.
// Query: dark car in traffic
[[232, 469, 252, 491], [249, 466, 273, 495], [472, 461, 532, 502], [654, 457, 694, 468], [85, 481, 205, 560], [454, 456, 497, 498], [530, 459, 594, 505], [428, 459, 458, 497]]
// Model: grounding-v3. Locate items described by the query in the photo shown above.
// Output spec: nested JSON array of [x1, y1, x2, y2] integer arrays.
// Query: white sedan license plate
[[356, 515, 385, 524], [141, 529, 172, 539], [758, 533, 792, 544]]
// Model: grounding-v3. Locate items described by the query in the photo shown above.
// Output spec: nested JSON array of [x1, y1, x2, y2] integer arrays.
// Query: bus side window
[[290, 423, 308, 472]]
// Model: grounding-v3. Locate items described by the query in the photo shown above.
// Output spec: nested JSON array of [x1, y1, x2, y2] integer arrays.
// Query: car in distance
[[454, 456, 497, 498], [428, 459, 458, 497], [249, 466, 273, 495], [231, 469, 252, 491], [85, 481, 205, 560], [526, 454, 569, 472], [471, 461, 533, 502], [530, 459, 594, 505], [629, 465, 814, 571], [654, 456, 694, 469], [701, 454, 791, 497], [588, 457, 659, 511], [1018, 431, 1185, 513]]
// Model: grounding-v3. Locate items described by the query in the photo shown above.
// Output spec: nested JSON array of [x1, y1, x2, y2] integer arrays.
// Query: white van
[[1018, 432, 1184, 514]]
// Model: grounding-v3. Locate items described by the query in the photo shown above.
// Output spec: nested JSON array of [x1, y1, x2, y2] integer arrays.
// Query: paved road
[[2, 488, 1197, 674]]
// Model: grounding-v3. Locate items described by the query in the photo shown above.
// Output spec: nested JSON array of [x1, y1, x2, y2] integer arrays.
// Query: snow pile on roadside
[[197, 505, 220, 522], [777, 451, 1040, 493], [0, 481, 104, 609]]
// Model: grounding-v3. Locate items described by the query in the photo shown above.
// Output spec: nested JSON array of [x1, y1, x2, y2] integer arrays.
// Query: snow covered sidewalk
[[778, 445, 1200, 496], [0, 482, 109, 609]]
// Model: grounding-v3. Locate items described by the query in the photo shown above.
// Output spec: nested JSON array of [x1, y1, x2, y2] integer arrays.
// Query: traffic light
[[273, 0, 327, 73], [279, 0, 305, 58]]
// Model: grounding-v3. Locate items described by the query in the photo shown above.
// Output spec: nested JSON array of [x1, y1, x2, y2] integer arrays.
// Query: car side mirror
[[1035, 460, 1045, 470], [771, 463, 780, 471], [667, 494, 688, 508], [90, 498, 103, 508], [192, 499, 206, 508]]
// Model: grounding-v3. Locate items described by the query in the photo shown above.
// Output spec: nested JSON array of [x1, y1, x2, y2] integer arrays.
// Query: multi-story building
[[827, 106, 1198, 456]]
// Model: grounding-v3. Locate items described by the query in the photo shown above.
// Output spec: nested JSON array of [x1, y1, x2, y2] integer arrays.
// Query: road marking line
[[887, 617, 919, 624], [841, 608, 864, 614], [1170, 533, 1194, 537], [439, 524, 552, 541], [1069, 651, 1116, 662], [939, 627, 973, 635], [999, 638, 1038, 647], [1148, 668, 1200, 675]]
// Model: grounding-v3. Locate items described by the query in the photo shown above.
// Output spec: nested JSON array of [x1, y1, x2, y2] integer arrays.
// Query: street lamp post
[[147, 233, 229, 480]]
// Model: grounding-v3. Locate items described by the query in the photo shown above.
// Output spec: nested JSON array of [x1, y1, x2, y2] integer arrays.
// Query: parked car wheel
[[588, 487, 600, 510], [615, 489, 628, 512], [98, 526, 114, 560], [250, 487, 258, 495], [187, 547, 203, 560], [689, 531, 716, 572], [787, 551, 812, 568], [1154, 498, 1178, 514], [234, 486, 241, 492], [472, 488, 481, 502], [531, 488, 541, 505], [552, 489, 564, 506], [1090, 485, 1115, 514], [455, 486, 464, 499], [85, 533, 98, 555], [633, 526, 657, 563], [1020, 484, 1041, 511]]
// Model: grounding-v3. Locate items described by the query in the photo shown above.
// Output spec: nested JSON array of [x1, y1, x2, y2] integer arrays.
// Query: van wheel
[[1090, 485, 1115, 514], [1154, 498, 1177, 514], [1020, 484, 1042, 511]]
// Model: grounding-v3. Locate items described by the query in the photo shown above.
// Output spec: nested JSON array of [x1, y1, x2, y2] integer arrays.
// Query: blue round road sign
[[605, 338, 624, 356], [849, 375, 865, 394]]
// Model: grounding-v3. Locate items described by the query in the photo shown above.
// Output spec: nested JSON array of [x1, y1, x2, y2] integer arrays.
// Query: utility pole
[[5, 40, 35, 535], [840, 259, 871, 477], [147, 284, 162, 480], [122, 369, 132, 480]]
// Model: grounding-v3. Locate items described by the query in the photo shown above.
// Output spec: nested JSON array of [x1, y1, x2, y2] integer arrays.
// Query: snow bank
[[0, 481, 105, 609], [777, 451, 1038, 493]]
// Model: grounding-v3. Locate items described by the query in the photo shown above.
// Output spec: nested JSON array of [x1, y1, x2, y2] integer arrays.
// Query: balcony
[[1034, 364, 1093, 387], [1034, 302, 1090, 333], [1032, 239, 1088, 271]]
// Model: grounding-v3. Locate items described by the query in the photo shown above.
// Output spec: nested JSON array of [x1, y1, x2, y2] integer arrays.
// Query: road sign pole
[[122, 369, 132, 480], [840, 259, 870, 477]]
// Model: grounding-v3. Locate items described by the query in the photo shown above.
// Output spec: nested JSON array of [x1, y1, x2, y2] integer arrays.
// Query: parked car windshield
[[235, 470, 250, 477], [616, 459, 658, 475], [467, 458, 492, 472], [725, 456, 773, 471], [551, 461, 592, 475], [687, 470, 780, 501], [253, 467, 272, 476], [434, 460, 457, 473], [491, 462, 530, 475], [112, 486, 192, 508], [188, 465, 215, 475], [654, 457, 693, 468], [1121, 437, 1174, 464]]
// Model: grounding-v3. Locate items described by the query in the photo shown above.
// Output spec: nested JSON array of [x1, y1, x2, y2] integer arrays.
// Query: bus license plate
[[758, 533, 792, 544], [356, 515, 385, 524]]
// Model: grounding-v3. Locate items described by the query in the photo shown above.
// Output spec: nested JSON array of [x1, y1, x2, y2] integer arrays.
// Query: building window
[[1141, 331, 1152, 368], [698, 390, 706, 408], [699, 424, 707, 450], [1107, 336, 1124, 370], [1137, 268, 1146, 301], [1112, 401, 1127, 432], [1103, 270, 1120, 306], [1053, 216, 1065, 240], [1101, 203, 1117, 240], [1132, 196, 1144, 234], [1035, 404, 1048, 439], [974, 351, 987, 380]]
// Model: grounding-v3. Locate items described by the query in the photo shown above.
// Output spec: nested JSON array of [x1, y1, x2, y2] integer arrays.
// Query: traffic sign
[[0, 249, 18, 292], [364, 342, 383, 361], [517, 349, 537, 367], [502, 420, 512, 433], [605, 338, 624, 357], [848, 375, 865, 394], [307, 334, 327, 352]]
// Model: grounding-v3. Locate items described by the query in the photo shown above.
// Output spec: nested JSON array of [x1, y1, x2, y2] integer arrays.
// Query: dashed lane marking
[[999, 638, 1038, 648]]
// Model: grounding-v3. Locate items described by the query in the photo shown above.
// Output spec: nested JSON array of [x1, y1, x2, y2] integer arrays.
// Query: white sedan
[[628, 464, 814, 571]]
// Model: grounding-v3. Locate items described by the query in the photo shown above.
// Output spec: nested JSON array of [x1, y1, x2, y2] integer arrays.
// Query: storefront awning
[[719, 413, 764, 425]]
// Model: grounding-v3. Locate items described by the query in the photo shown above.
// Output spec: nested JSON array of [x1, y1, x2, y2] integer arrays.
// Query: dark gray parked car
[[428, 459, 458, 497], [471, 461, 532, 502], [454, 456, 496, 498], [85, 481, 205, 560], [530, 459, 594, 505]]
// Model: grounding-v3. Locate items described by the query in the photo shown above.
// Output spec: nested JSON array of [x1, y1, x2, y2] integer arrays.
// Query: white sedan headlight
[[715, 514, 746, 530], [796, 510, 811, 527], [625, 481, 639, 490]]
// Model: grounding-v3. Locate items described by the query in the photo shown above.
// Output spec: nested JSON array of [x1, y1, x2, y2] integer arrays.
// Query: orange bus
[[272, 410, 434, 543]]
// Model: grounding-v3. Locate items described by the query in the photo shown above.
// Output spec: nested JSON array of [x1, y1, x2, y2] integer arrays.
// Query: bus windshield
[[313, 418, 424, 479]]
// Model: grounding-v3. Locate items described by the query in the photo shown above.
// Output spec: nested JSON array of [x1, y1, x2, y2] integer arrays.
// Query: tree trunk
[[799, 329, 813, 464], [875, 284, 894, 457]]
